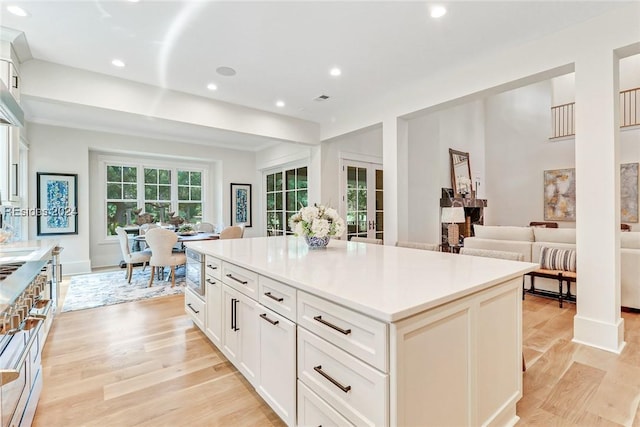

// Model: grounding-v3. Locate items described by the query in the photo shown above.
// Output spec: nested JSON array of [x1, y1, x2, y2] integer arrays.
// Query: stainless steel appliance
[[185, 249, 204, 300], [0, 260, 52, 427]]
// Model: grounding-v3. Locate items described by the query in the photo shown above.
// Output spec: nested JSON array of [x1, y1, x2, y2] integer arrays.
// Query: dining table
[[132, 232, 219, 252]]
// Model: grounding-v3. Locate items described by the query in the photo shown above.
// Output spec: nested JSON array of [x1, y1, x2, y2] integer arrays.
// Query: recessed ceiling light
[[216, 66, 236, 77], [329, 67, 342, 77], [430, 5, 447, 18], [206, 83, 218, 91], [7, 5, 28, 17], [111, 59, 126, 68], [275, 100, 285, 108]]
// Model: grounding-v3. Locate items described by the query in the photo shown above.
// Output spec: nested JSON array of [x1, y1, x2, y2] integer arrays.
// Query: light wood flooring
[[33, 283, 640, 426]]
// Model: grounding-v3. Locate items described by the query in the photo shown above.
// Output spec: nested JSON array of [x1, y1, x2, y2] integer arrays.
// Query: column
[[383, 116, 408, 246], [573, 47, 624, 353]]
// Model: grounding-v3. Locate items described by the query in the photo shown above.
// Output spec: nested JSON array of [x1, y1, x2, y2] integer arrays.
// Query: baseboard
[[573, 315, 626, 354], [61, 260, 92, 276]]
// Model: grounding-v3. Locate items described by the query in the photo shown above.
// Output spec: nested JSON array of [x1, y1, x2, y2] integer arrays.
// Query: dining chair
[[237, 223, 246, 237], [219, 226, 243, 239], [144, 227, 187, 287], [350, 237, 383, 244], [396, 241, 439, 251], [195, 222, 215, 232], [115, 227, 152, 284]]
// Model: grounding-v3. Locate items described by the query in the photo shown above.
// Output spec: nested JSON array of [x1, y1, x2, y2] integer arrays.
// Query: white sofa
[[464, 225, 640, 310]]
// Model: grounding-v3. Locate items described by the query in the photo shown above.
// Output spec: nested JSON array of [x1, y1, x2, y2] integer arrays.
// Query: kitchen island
[[185, 236, 537, 426]]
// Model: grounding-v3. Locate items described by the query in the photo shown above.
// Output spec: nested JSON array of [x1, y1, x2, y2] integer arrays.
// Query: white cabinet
[[184, 287, 205, 330], [221, 284, 260, 387], [204, 274, 222, 347], [257, 306, 296, 426]]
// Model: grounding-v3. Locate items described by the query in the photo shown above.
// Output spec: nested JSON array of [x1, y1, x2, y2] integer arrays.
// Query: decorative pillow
[[539, 246, 577, 272], [533, 227, 576, 244]]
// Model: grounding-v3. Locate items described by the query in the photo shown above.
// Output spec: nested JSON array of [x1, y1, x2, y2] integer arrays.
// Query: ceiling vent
[[314, 94, 330, 102]]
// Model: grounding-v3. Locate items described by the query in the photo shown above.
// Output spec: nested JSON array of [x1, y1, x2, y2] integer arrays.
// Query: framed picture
[[230, 183, 252, 227], [543, 168, 576, 221], [37, 172, 78, 235]]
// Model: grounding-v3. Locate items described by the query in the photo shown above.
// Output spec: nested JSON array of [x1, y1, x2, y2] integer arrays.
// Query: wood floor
[[33, 288, 640, 426]]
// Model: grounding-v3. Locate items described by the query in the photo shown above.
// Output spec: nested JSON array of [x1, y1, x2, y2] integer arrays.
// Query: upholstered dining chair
[[144, 227, 187, 287], [219, 225, 243, 239], [115, 227, 152, 284], [396, 241, 439, 251], [195, 222, 215, 232], [237, 223, 246, 237], [350, 237, 383, 245]]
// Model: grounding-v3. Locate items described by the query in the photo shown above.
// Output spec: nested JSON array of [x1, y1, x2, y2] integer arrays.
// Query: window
[[104, 162, 204, 236], [265, 166, 307, 236]]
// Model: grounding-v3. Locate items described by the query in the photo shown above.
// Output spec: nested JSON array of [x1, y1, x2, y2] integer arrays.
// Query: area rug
[[62, 268, 185, 312]]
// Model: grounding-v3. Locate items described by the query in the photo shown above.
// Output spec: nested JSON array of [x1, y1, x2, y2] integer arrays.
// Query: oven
[[185, 249, 205, 299], [0, 264, 51, 427]]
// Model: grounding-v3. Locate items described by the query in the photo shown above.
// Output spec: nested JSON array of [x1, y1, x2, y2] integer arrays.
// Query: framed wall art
[[621, 162, 639, 223], [544, 168, 576, 221], [37, 172, 78, 235], [230, 183, 252, 227]]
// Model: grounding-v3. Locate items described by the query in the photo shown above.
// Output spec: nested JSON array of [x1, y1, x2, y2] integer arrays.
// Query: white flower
[[288, 203, 345, 238]]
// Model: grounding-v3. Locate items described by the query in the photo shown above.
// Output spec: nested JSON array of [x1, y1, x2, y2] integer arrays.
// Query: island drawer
[[221, 262, 258, 300], [205, 255, 222, 279], [297, 291, 388, 372], [298, 328, 388, 427], [298, 380, 354, 427], [185, 288, 205, 330], [258, 276, 296, 321]]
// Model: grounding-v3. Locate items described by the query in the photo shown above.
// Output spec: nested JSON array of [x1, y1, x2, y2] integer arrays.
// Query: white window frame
[[262, 160, 308, 236]]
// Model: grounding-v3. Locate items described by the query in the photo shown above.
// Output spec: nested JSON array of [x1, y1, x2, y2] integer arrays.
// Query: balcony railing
[[550, 87, 640, 139]]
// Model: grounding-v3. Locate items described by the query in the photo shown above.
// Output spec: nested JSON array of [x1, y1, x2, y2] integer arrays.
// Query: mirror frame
[[449, 148, 472, 196]]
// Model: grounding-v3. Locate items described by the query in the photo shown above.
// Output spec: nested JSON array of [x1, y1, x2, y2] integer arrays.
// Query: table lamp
[[441, 207, 466, 246]]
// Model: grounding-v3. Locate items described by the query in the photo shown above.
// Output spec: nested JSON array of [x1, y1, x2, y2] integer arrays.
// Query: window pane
[[358, 168, 367, 187], [107, 166, 121, 182], [358, 189, 367, 210], [347, 188, 356, 211], [178, 170, 189, 185], [266, 174, 274, 192], [297, 167, 308, 189], [376, 190, 383, 211], [159, 169, 171, 185], [267, 193, 275, 210], [145, 202, 171, 223], [286, 192, 296, 211], [297, 189, 308, 208], [123, 167, 137, 182], [347, 167, 356, 188], [275, 192, 283, 210], [144, 168, 157, 184], [275, 172, 283, 190], [376, 169, 383, 190], [190, 171, 201, 186], [123, 183, 137, 199], [286, 169, 296, 190], [107, 183, 122, 199], [178, 186, 189, 200], [159, 185, 171, 200], [106, 201, 137, 236], [179, 202, 202, 223], [190, 186, 201, 201], [144, 185, 157, 200]]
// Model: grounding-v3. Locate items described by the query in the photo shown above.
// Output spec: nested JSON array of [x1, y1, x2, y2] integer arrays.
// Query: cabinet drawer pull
[[259, 313, 279, 326], [205, 278, 216, 284], [206, 264, 218, 270], [313, 365, 351, 393], [264, 292, 284, 302], [313, 315, 351, 335], [231, 298, 236, 330], [12, 75, 18, 89], [233, 299, 240, 331], [226, 273, 248, 285], [187, 303, 199, 314]]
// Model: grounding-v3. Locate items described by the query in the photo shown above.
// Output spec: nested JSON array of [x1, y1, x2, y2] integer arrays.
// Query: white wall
[[27, 123, 258, 272], [406, 101, 485, 244]]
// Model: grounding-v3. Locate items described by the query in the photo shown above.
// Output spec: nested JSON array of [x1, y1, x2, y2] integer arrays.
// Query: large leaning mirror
[[449, 148, 472, 196]]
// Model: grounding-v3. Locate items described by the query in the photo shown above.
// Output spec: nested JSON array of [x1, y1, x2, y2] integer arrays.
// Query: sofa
[[463, 225, 640, 310]]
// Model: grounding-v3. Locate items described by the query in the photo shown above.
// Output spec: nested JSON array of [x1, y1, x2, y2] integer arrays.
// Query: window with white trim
[[265, 166, 307, 236]]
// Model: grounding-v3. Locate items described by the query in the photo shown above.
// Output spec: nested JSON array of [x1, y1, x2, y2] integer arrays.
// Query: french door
[[342, 160, 383, 241]]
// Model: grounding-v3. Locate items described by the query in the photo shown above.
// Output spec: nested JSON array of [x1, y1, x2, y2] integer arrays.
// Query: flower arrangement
[[289, 204, 345, 239]]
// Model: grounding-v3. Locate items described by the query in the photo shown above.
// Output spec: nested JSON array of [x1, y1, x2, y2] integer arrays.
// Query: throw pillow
[[539, 246, 577, 272]]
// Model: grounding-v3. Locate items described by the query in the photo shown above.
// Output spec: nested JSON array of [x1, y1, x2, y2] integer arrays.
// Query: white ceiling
[[0, 1, 630, 148]]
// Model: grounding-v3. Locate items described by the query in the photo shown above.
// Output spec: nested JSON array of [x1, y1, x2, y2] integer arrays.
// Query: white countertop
[[0, 240, 59, 264], [186, 236, 538, 322]]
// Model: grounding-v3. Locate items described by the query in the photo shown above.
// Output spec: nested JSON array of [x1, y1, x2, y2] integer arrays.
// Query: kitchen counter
[[185, 236, 537, 322], [0, 239, 59, 264]]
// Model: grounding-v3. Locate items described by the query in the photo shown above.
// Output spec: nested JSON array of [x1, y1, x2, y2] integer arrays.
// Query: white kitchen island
[[184, 236, 537, 427]]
